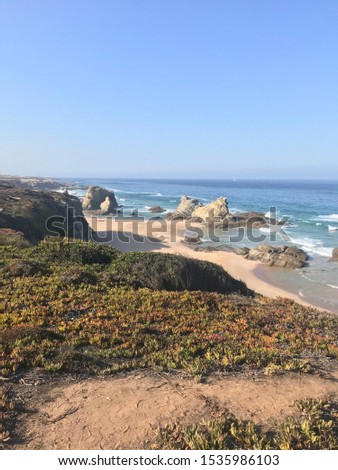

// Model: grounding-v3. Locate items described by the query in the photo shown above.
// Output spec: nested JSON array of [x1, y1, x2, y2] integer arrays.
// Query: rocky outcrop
[[233, 247, 250, 257], [192, 197, 229, 221], [82, 186, 118, 214], [0, 185, 93, 243], [331, 248, 338, 262], [235, 244, 308, 269], [149, 206, 166, 213], [210, 212, 277, 229], [193, 244, 234, 253], [225, 212, 272, 228], [168, 196, 229, 222], [173, 196, 203, 219]]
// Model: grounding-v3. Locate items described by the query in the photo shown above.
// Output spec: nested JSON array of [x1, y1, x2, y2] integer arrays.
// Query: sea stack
[[82, 185, 118, 215]]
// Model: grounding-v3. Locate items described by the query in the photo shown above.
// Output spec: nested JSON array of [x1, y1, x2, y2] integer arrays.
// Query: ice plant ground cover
[[1, 240, 337, 377], [156, 398, 338, 450]]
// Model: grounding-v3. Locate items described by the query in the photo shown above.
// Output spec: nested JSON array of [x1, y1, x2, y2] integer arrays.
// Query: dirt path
[[12, 368, 338, 449]]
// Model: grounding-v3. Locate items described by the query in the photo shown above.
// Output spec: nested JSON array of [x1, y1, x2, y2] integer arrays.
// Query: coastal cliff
[[0, 185, 92, 243]]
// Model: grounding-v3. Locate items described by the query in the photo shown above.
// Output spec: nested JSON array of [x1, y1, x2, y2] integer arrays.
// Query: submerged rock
[[148, 206, 166, 213]]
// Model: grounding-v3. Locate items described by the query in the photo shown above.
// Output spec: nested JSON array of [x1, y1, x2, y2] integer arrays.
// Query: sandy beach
[[87, 216, 321, 310]]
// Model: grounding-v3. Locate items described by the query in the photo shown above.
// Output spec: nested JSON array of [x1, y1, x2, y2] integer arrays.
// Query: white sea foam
[[316, 223, 322, 226], [113, 188, 155, 196], [229, 207, 245, 214], [184, 230, 199, 237], [316, 214, 338, 222], [328, 225, 338, 232], [300, 273, 318, 284], [67, 188, 87, 196], [289, 236, 332, 257], [259, 226, 281, 233], [118, 198, 126, 202], [328, 284, 338, 289]]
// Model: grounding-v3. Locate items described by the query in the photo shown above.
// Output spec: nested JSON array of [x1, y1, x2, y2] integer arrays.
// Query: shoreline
[[87, 216, 331, 312]]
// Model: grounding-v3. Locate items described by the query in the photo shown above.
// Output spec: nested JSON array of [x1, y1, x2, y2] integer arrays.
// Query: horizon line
[[2, 174, 338, 182]]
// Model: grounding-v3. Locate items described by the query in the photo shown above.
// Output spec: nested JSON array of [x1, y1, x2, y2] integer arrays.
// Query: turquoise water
[[64, 178, 338, 312]]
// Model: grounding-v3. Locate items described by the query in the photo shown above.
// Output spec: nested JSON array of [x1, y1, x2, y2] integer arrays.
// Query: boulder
[[331, 248, 338, 262], [165, 212, 184, 221], [236, 244, 308, 269], [183, 230, 202, 244], [148, 206, 166, 213], [82, 186, 118, 213], [183, 235, 202, 244], [192, 197, 229, 221], [234, 247, 250, 257], [174, 196, 203, 218]]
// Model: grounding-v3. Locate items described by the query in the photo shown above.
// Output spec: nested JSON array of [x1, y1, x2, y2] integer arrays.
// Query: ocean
[[64, 178, 338, 312]]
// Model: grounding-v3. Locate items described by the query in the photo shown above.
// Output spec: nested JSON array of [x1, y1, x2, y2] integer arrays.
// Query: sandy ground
[[88, 216, 320, 310], [12, 367, 338, 450]]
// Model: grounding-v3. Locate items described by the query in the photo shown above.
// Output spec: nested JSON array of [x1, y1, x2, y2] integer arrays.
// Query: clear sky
[[1, 0, 338, 179]]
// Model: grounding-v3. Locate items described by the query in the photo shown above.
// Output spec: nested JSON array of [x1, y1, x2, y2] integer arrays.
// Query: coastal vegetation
[[2, 240, 337, 379], [157, 398, 338, 450]]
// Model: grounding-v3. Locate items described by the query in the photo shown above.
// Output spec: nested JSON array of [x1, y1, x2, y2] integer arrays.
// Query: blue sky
[[1, 0, 337, 179]]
